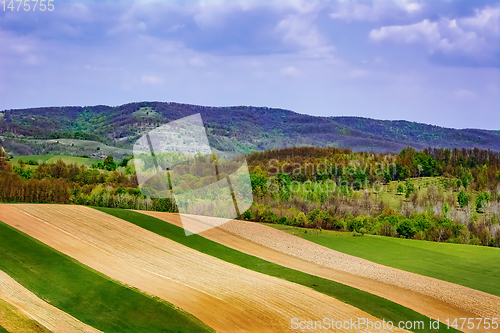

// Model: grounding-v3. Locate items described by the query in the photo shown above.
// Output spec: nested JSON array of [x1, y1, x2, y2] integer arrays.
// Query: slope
[[1, 204, 399, 333], [1, 102, 499, 155], [137, 211, 499, 333]]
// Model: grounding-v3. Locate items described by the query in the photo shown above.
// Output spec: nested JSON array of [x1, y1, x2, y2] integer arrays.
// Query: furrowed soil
[[0, 204, 399, 333], [141, 211, 500, 333], [0, 270, 102, 333]]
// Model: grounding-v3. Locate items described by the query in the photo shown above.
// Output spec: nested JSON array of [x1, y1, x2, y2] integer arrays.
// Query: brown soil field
[[0, 269, 102, 333], [141, 211, 500, 333], [0, 204, 402, 333]]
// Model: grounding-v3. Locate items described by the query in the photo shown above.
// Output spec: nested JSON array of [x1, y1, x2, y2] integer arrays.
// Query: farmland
[[0, 208, 214, 333], [0, 204, 498, 331], [106, 208, 500, 332], [266, 223, 500, 297], [1, 204, 404, 333]]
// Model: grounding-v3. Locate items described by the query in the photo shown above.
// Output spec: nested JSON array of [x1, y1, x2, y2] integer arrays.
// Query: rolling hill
[[1, 102, 499, 156]]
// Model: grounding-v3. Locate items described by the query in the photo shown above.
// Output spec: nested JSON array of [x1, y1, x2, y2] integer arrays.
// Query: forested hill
[[1, 101, 499, 154]]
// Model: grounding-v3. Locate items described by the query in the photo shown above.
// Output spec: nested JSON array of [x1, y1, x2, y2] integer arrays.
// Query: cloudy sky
[[1, 0, 499, 129]]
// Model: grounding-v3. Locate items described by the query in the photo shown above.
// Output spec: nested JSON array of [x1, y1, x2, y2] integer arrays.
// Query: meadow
[[10, 154, 100, 167], [266, 223, 500, 296]]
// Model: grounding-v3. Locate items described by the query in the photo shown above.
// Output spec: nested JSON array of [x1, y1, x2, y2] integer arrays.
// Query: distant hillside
[[0, 102, 499, 156]]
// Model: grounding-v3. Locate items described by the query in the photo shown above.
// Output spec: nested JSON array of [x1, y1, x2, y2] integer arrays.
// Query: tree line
[[2, 145, 499, 247]]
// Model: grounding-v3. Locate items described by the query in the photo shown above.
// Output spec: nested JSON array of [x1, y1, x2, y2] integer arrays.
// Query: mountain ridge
[[1, 102, 499, 156]]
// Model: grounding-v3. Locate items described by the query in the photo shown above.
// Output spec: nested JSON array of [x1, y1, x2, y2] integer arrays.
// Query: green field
[[261, 224, 357, 237], [377, 177, 456, 210], [10, 155, 54, 164], [98, 207, 459, 333], [10, 155, 100, 167], [0, 221, 213, 333], [0, 325, 9, 333], [266, 224, 500, 296], [45, 139, 133, 156]]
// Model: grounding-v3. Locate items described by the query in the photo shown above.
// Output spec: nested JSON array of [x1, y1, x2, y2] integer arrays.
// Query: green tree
[[103, 156, 117, 171], [457, 190, 469, 208], [476, 191, 491, 212], [383, 171, 392, 183], [412, 213, 431, 232], [476, 165, 488, 191], [404, 180, 414, 199], [397, 219, 416, 238], [292, 212, 308, 227], [442, 203, 451, 217], [397, 184, 404, 195], [396, 163, 410, 180], [479, 228, 491, 246], [413, 152, 436, 177], [460, 167, 473, 189]]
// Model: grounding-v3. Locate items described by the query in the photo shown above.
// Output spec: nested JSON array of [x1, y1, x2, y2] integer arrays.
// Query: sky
[[0, 0, 499, 130]]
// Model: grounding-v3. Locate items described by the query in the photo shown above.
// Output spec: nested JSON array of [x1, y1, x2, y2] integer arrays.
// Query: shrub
[[476, 191, 491, 212], [277, 216, 288, 225], [469, 236, 481, 246], [332, 219, 346, 230], [379, 222, 395, 237], [241, 210, 254, 220], [413, 231, 424, 240], [397, 184, 404, 195], [479, 228, 491, 246], [445, 238, 460, 244], [292, 212, 307, 227], [404, 180, 415, 199], [396, 219, 416, 238], [457, 190, 469, 208]]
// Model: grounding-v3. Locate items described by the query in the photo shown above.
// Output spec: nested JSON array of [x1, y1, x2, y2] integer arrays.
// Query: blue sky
[[0, 0, 499, 129]]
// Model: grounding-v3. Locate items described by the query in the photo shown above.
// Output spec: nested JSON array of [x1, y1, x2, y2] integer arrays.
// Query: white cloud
[[369, 19, 439, 44], [141, 75, 163, 84], [348, 69, 371, 78], [369, 6, 500, 61], [454, 89, 476, 99], [275, 14, 335, 58], [330, 0, 423, 22], [189, 57, 206, 67], [12, 44, 31, 54], [280, 66, 300, 77]]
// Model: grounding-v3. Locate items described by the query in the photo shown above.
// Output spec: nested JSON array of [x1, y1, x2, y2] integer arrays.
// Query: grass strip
[[266, 223, 500, 297], [0, 326, 9, 333], [98, 208, 460, 333], [0, 221, 213, 333]]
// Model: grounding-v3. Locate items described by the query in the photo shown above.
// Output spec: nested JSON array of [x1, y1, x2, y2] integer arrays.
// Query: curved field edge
[[97, 208, 460, 333], [0, 221, 213, 333], [0, 296, 52, 333], [265, 224, 500, 297]]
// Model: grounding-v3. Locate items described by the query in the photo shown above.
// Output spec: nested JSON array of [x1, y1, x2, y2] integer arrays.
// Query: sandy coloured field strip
[[0, 269, 102, 333], [0, 204, 402, 333], [0, 298, 51, 333], [141, 211, 500, 333]]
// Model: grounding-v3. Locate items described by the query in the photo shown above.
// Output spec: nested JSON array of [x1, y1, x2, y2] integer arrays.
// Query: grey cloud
[[369, 6, 500, 67]]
